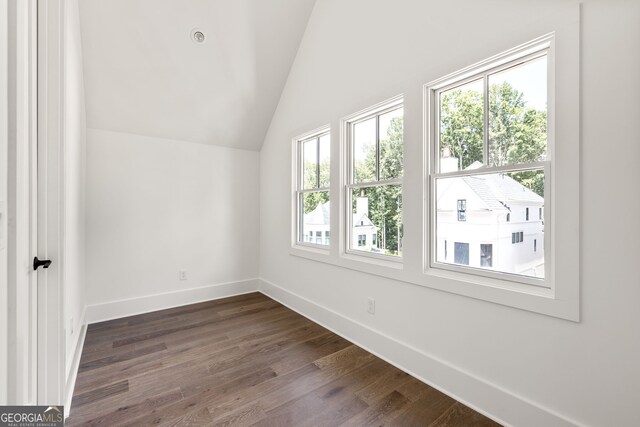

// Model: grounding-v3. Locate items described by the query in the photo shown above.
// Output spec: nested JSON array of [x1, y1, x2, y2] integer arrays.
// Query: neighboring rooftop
[[445, 161, 544, 212]]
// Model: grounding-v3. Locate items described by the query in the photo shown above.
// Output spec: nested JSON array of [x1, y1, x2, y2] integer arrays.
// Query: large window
[[345, 98, 404, 259], [294, 129, 330, 248], [428, 38, 550, 284]]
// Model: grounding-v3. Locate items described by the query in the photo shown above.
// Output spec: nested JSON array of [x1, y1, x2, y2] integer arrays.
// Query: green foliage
[[439, 82, 547, 196], [379, 118, 404, 180], [303, 158, 330, 213], [511, 170, 545, 198], [303, 160, 330, 190], [440, 89, 484, 169], [354, 142, 376, 183], [488, 82, 547, 168]]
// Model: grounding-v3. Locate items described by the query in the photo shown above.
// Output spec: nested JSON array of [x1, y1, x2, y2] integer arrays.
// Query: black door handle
[[33, 257, 52, 270]]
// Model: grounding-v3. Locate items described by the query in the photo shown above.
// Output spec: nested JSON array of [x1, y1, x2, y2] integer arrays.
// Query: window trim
[[424, 33, 559, 294], [292, 126, 331, 252], [342, 95, 404, 263]]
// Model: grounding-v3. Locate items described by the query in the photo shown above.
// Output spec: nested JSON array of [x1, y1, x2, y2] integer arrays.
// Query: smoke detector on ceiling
[[191, 28, 205, 44]]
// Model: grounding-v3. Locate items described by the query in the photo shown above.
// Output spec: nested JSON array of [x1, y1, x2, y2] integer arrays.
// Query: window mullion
[[316, 136, 320, 189], [375, 114, 380, 182], [483, 73, 490, 166]]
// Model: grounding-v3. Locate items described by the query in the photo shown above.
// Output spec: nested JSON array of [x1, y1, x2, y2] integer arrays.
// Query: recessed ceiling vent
[[191, 28, 205, 44]]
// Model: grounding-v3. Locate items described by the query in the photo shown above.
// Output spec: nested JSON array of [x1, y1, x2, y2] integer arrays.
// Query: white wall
[[259, 0, 640, 426], [86, 129, 260, 316], [63, 0, 87, 380]]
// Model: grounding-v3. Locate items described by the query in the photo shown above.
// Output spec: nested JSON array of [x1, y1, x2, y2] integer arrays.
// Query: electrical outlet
[[69, 317, 74, 335], [367, 297, 375, 315], [179, 269, 187, 281]]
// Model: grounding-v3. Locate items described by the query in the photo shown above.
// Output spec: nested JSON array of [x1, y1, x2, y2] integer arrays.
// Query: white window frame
[[424, 32, 580, 320], [342, 95, 404, 264], [292, 126, 331, 252]]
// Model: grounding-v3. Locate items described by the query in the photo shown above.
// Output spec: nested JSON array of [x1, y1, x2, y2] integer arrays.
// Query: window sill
[[289, 244, 578, 322], [291, 243, 330, 256]]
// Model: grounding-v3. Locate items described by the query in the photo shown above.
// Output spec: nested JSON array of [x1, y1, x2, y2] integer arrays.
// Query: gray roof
[[460, 162, 544, 211], [304, 201, 377, 230], [304, 201, 330, 225], [353, 213, 375, 228]]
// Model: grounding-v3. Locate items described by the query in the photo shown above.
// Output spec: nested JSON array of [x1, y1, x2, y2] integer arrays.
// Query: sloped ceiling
[[79, 0, 316, 151]]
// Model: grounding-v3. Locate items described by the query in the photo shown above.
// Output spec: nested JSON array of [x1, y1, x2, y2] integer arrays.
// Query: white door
[[5, 0, 39, 405], [4, 0, 66, 407]]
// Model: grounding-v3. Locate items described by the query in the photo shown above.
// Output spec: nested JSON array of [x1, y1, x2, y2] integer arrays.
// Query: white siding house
[[436, 161, 545, 278], [303, 198, 378, 250], [302, 201, 331, 245]]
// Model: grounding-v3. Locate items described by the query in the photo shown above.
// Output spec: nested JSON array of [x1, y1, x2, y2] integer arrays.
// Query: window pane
[[439, 79, 484, 171], [318, 133, 331, 188], [480, 244, 493, 267], [302, 138, 318, 189], [379, 107, 404, 180], [488, 55, 547, 167], [454, 242, 469, 265], [300, 191, 329, 246], [351, 185, 402, 257], [353, 118, 376, 183], [435, 169, 545, 278]]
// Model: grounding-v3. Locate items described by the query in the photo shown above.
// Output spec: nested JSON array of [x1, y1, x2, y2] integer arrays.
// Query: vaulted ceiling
[[79, 0, 316, 151]]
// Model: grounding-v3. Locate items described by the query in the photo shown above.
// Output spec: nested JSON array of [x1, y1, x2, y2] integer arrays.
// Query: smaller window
[[526, 208, 530, 221], [295, 129, 331, 248], [325, 231, 330, 245], [512, 232, 524, 244], [372, 233, 377, 246], [457, 199, 467, 222], [539, 207, 542, 220]]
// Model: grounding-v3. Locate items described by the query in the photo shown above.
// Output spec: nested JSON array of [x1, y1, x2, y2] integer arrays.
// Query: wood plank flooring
[[66, 293, 501, 426]]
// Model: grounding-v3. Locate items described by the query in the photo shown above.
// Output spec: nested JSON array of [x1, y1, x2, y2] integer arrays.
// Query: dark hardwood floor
[[67, 293, 501, 426]]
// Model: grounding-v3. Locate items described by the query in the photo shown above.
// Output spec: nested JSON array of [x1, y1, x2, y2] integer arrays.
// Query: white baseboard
[[85, 278, 260, 324], [64, 307, 87, 419], [259, 278, 581, 427]]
